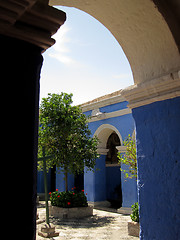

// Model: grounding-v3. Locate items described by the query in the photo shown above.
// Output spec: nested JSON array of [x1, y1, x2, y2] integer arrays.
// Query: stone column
[[84, 148, 108, 205], [121, 71, 180, 240], [0, 1, 66, 239], [0, 35, 43, 239]]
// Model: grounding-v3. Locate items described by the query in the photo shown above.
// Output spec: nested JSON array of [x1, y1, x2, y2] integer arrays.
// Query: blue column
[[84, 154, 106, 202], [84, 167, 95, 202], [132, 97, 180, 240], [121, 164, 137, 207], [94, 155, 106, 201]]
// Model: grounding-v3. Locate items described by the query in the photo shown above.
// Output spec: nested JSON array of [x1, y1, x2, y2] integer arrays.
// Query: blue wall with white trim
[[84, 100, 137, 207]]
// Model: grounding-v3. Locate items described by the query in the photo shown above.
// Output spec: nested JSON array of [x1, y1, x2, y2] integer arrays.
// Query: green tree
[[38, 93, 99, 191], [118, 134, 137, 179]]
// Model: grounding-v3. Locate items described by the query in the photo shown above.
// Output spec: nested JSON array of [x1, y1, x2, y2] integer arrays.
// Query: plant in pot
[[50, 188, 88, 208], [128, 202, 140, 237], [49, 188, 93, 219]]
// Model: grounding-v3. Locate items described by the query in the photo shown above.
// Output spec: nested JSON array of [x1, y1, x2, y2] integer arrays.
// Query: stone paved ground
[[37, 203, 139, 240]]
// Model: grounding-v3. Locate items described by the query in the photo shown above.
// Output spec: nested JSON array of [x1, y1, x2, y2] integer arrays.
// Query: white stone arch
[[93, 124, 123, 151], [50, 0, 180, 89]]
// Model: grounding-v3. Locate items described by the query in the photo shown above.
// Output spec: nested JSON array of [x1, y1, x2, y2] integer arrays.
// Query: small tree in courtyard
[[38, 93, 99, 191], [118, 134, 137, 179], [118, 135, 139, 223]]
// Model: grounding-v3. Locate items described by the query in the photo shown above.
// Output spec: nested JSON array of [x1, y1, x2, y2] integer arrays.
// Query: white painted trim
[[88, 201, 111, 208], [93, 124, 123, 148], [97, 148, 109, 155], [88, 108, 132, 122], [121, 70, 180, 109], [117, 207, 132, 215], [106, 164, 120, 167], [116, 146, 127, 153], [80, 94, 125, 112]]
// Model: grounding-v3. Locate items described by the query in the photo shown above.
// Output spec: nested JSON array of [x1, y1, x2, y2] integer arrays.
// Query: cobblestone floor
[[37, 203, 139, 240]]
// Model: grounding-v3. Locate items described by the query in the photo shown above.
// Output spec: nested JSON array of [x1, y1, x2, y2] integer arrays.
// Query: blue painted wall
[[94, 155, 107, 201], [132, 96, 180, 240], [37, 170, 52, 193], [100, 101, 129, 113], [121, 164, 138, 207], [88, 114, 135, 139], [56, 168, 74, 192], [84, 101, 129, 116], [106, 166, 122, 201], [84, 155, 106, 202], [84, 166, 95, 202]]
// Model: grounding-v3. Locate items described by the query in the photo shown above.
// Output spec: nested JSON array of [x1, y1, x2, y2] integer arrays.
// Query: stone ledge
[[0, 0, 66, 50], [117, 207, 132, 215], [49, 205, 93, 219], [121, 70, 180, 109]]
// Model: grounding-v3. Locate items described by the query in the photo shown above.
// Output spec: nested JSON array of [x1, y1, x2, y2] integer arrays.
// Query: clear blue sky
[[40, 6, 134, 105]]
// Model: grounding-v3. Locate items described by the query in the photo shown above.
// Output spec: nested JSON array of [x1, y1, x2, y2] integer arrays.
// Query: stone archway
[[93, 124, 123, 149], [93, 124, 123, 208], [50, 0, 180, 88], [49, 2, 180, 239]]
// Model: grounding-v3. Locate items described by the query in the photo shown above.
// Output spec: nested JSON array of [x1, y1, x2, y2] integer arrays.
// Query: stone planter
[[128, 221, 140, 237], [49, 205, 93, 219]]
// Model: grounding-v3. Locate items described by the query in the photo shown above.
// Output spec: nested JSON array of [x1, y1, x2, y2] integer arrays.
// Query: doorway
[[106, 132, 122, 208], [74, 171, 84, 192]]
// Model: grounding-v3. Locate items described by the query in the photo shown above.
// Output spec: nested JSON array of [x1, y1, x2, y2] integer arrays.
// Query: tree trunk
[[65, 169, 68, 192]]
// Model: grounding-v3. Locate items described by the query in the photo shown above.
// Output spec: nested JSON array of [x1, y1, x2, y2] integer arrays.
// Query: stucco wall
[[56, 168, 74, 192], [121, 164, 138, 208], [132, 96, 180, 239]]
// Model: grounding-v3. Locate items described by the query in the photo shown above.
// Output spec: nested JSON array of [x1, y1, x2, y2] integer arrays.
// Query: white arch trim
[[93, 124, 123, 149]]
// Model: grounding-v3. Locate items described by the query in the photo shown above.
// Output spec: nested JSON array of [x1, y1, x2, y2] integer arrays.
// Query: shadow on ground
[[50, 214, 115, 229]]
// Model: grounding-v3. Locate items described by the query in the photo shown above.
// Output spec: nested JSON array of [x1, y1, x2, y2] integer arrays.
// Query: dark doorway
[[106, 132, 122, 208], [106, 132, 121, 164], [74, 171, 84, 192], [50, 165, 56, 192]]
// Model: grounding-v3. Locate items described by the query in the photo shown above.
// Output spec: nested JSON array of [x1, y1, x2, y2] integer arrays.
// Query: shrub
[[118, 135, 137, 179], [49, 188, 88, 208], [130, 202, 139, 222]]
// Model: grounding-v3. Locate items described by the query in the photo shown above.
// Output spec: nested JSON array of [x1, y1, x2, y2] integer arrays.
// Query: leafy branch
[[118, 134, 137, 179]]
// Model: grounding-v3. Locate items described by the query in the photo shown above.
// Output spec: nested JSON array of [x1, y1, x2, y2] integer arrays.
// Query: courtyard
[[37, 202, 139, 240]]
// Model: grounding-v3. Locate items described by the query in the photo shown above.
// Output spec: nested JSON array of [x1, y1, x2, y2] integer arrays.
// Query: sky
[[40, 6, 134, 106]]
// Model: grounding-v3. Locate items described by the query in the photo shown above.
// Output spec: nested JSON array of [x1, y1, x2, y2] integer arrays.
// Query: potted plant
[[128, 202, 140, 237], [49, 188, 93, 219]]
